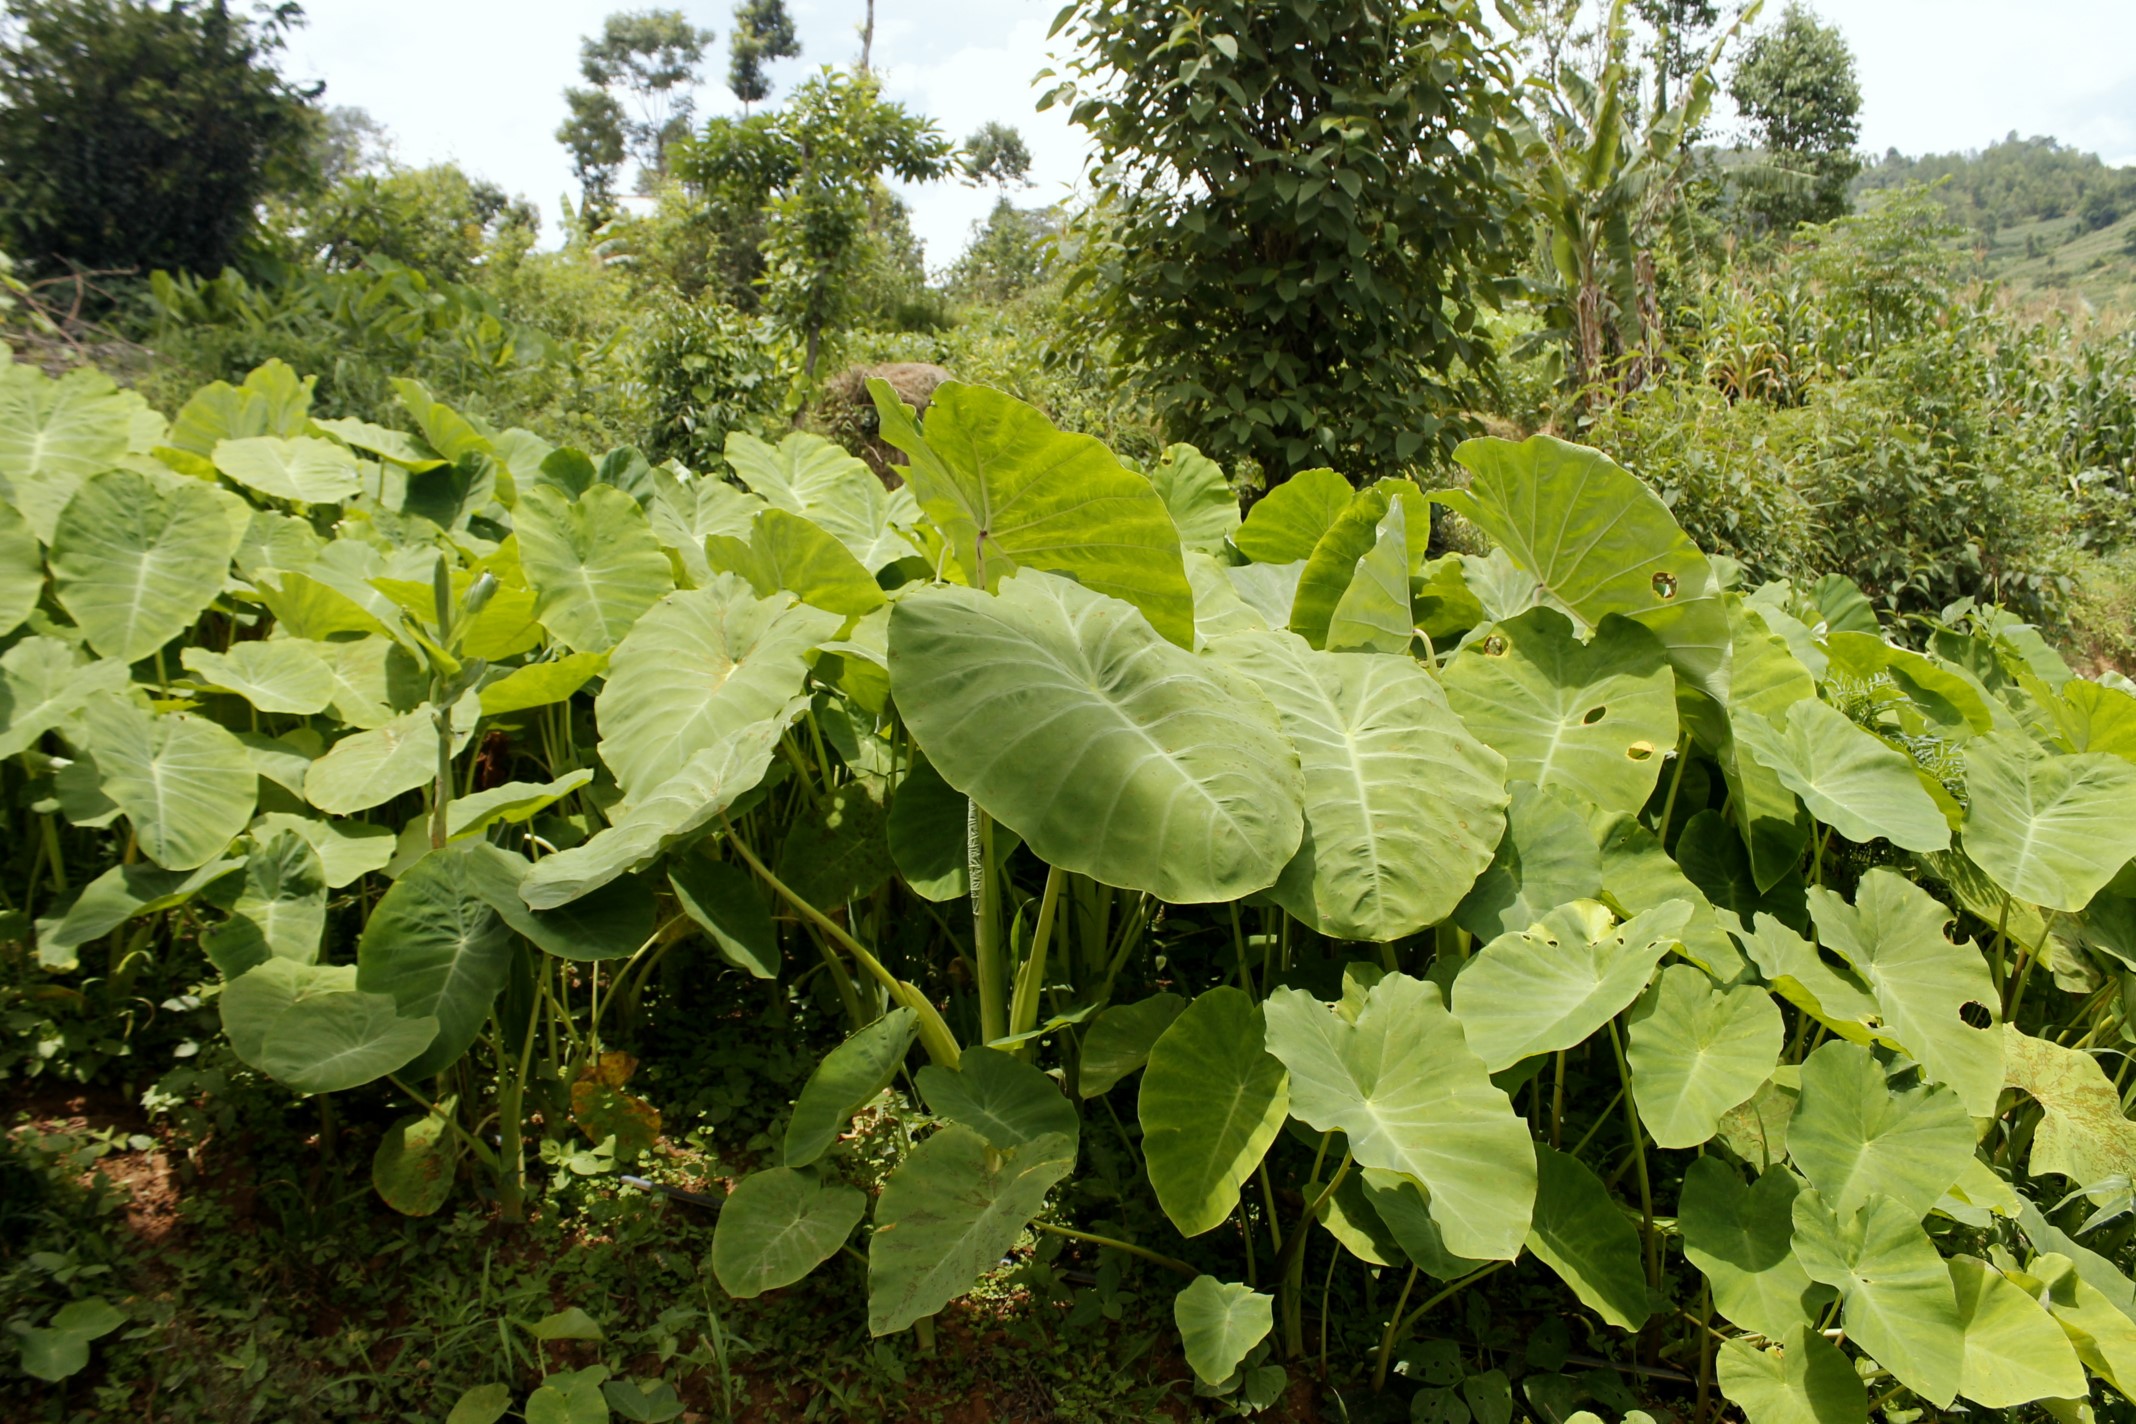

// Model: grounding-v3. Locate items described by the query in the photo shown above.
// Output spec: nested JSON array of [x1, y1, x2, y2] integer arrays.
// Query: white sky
[[284, 0, 2136, 272]]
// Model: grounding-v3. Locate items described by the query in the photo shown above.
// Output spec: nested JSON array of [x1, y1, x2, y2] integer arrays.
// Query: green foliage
[[1729, 2, 1864, 231], [0, 0, 319, 278], [725, 0, 799, 110], [1051, 0, 1523, 479]]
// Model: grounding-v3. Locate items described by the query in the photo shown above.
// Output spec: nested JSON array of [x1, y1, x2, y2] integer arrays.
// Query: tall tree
[[962, 122, 1031, 190], [1631, 0, 1720, 114], [1051, 0, 1524, 481], [728, 0, 800, 112], [556, 86, 629, 221], [1729, 1, 1862, 231], [561, 9, 715, 194], [0, 0, 320, 279]]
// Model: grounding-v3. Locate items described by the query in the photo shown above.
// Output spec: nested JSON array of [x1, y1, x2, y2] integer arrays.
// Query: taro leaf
[[1790, 1189, 1963, 1408], [181, 641, 336, 715], [389, 378, 489, 463], [202, 830, 326, 975], [478, 651, 608, 717], [602, 1377, 685, 1424], [1696, 601, 1818, 892], [887, 753, 994, 902], [1148, 443, 1239, 554], [219, 958, 435, 1095], [518, 714, 793, 909], [1739, 914, 1879, 1038], [11, 1297, 127, 1383], [1186, 550, 1267, 643], [1948, 1254, 2087, 1407], [2018, 1252, 2136, 1395], [1677, 808, 1808, 933], [1452, 781, 1604, 941], [1716, 1325, 1867, 1424], [919, 1047, 1078, 1151], [237, 729, 313, 799], [1678, 1157, 1818, 1338], [212, 435, 361, 504], [1717, 1072, 1800, 1170], [707, 507, 886, 617], [1174, 1276, 1273, 1386], [1138, 986, 1290, 1236], [36, 856, 241, 970], [773, 784, 890, 909], [1359, 1169, 1486, 1279], [1735, 700, 1950, 852], [711, 1166, 867, 1298], [723, 430, 917, 572], [0, 498, 41, 636], [1627, 965, 1784, 1148], [1437, 435, 1728, 700], [1808, 869, 2002, 1116], [82, 695, 255, 871], [1453, 900, 1691, 1072], [0, 364, 142, 540], [373, 1110, 460, 1216], [571, 1059, 661, 1161], [1289, 480, 1431, 649], [1786, 1040, 1973, 1217], [868, 380, 1194, 647], [443, 772, 593, 842], [466, 844, 653, 960], [355, 844, 516, 1080], [304, 696, 479, 816], [889, 574, 1302, 904], [1232, 466, 1353, 564], [2001, 1025, 2136, 1191], [1442, 608, 1677, 816], [1525, 1146, 1650, 1330], [514, 484, 675, 653], [1323, 498, 1415, 655], [866, 1124, 1075, 1335], [596, 576, 838, 798], [0, 636, 129, 759], [1078, 993, 1185, 1098], [1226, 559, 1306, 628], [784, 1009, 919, 1168], [250, 812, 393, 889], [1315, 1168, 1402, 1266], [1211, 630, 1506, 940], [314, 416, 445, 471], [2055, 679, 2136, 760], [667, 855, 778, 978], [1263, 974, 1534, 1260], [1590, 810, 1753, 981], [1962, 730, 2136, 911], [51, 468, 240, 662], [445, 1383, 513, 1424]]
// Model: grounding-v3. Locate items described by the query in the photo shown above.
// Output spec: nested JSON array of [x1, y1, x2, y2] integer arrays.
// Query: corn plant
[[7, 346, 2136, 1419]]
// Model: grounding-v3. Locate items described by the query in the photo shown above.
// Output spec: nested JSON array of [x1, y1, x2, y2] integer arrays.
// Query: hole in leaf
[[1652, 571, 1678, 601], [1626, 741, 1655, 761], [1482, 635, 1507, 656], [1582, 706, 1607, 725], [1960, 1000, 1994, 1029]]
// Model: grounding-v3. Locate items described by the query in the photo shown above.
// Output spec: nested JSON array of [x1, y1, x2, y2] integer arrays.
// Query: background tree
[[1631, 0, 1719, 114], [561, 9, 714, 194], [678, 67, 953, 379], [962, 121, 1031, 190], [0, 0, 320, 279], [556, 86, 629, 220], [1051, 0, 1524, 481], [1729, 1, 1862, 231], [728, 0, 800, 111]]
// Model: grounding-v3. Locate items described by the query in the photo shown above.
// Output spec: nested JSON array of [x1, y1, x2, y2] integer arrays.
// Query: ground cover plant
[[7, 343, 2136, 1422]]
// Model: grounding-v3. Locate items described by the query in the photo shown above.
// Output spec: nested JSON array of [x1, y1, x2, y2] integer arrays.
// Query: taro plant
[[10, 342, 2136, 1421]]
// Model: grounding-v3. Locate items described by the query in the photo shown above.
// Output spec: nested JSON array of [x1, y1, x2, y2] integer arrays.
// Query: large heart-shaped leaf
[[890, 574, 1302, 904], [81, 695, 256, 871], [1627, 964, 1784, 1148], [724, 430, 917, 571], [1716, 1325, 1867, 1424], [1209, 630, 1506, 940], [0, 636, 130, 759], [1962, 730, 2136, 912], [711, 1167, 867, 1298], [917, 1046, 1079, 1151], [1736, 700, 1950, 853], [1231, 467, 1352, 564], [304, 696, 478, 816], [2001, 1024, 2136, 1191], [212, 435, 361, 504], [1790, 1189, 1963, 1408], [219, 958, 435, 1095], [1174, 1276, 1273, 1386], [1948, 1254, 2087, 1408], [0, 363, 137, 542], [514, 484, 675, 652], [1442, 607, 1677, 816], [1452, 781, 1604, 940], [707, 508, 887, 617], [597, 577, 838, 798], [1437, 435, 1728, 699], [667, 855, 778, 978], [0, 498, 39, 636], [35, 856, 240, 971], [1526, 1146, 1650, 1330], [11, 1297, 127, 1384], [1077, 994, 1185, 1099], [1138, 987, 1289, 1237], [784, 1009, 918, 1168], [866, 1125, 1075, 1335], [356, 844, 517, 1080], [1452, 900, 1691, 1072], [1808, 870, 2002, 1116], [1786, 1040, 1972, 1217], [203, 829, 326, 974], [372, 1110, 460, 1217], [1695, 601, 1818, 891], [1322, 497, 1416, 655], [51, 468, 240, 662], [1147, 444, 1239, 555], [251, 812, 393, 889], [1263, 974, 1534, 1260], [181, 640, 336, 715], [1679, 1157, 1819, 1338], [870, 380, 1195, 646], [1288, 480, 1431, 649]]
